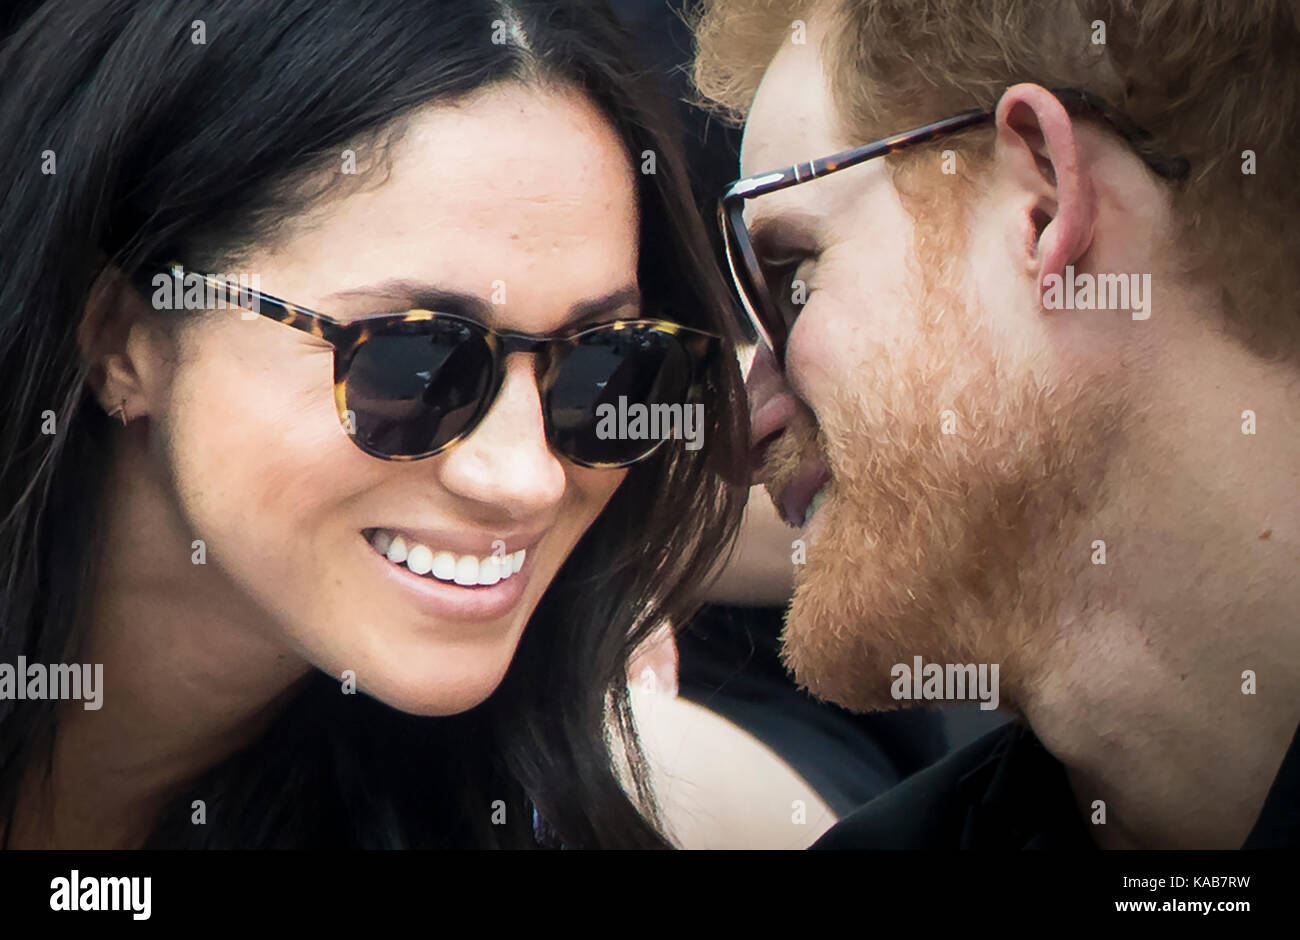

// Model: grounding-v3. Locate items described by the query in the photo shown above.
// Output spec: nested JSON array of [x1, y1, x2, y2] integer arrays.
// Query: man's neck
[[1034, 614, 1299, 848], [1024, 323, 1300, 848], [1029, 454, 1298, 845]]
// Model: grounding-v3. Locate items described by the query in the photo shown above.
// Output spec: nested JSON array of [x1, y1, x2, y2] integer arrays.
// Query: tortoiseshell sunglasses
[[719, 87, 1192, 363], [143, 263, 719, 467]]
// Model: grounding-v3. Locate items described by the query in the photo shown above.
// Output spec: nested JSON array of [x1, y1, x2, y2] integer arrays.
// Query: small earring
[[108, 399, 128, 426]]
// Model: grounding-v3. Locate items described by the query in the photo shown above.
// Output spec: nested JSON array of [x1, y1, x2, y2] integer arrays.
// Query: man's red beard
[[758, 250, 1129, 715]]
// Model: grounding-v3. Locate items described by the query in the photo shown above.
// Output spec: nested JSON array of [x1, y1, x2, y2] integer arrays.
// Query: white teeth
[[405, 544, 433, 576], [454, 555, 479, 585], [369, 528, 527, 586], [430, 551, 456, 581], [478, 555, 502, 586]]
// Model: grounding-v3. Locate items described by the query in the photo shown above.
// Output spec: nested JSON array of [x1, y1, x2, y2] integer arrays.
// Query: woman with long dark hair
[[0, 0, 746, 848]]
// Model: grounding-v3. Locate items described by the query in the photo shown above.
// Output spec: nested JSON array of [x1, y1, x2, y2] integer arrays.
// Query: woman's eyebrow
[[324, 280, 642, 328], [567, 285, 643, 326]]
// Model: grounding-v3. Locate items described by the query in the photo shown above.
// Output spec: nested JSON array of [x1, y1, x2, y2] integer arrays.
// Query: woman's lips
[[360, 532, 533, 623], [778, 455, 832, 528], [366, 527, 527, 585]]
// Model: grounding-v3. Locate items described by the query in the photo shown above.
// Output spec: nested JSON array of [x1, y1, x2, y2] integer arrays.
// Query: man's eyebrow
[[747, 209, 821, 261], [323, 280, 642, 328]]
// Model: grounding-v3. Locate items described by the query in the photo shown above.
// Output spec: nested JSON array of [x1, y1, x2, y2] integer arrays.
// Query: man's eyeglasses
[[719, 88, 1191, 363], [140, 264, 718, 466]]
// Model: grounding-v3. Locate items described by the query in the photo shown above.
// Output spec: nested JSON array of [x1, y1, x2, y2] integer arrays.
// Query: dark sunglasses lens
[[344, 321, 493, 458], [548, 328, 696, 466]]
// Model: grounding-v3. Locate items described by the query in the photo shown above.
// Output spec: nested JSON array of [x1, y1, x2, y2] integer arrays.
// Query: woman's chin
[[352, 651, 516, 717]]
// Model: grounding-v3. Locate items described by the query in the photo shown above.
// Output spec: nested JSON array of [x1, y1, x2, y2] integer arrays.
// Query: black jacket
[[813, 719, 1300, 849]]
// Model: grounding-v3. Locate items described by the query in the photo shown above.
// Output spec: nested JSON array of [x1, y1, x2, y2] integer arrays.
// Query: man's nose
[[745, 344, 798, 475]]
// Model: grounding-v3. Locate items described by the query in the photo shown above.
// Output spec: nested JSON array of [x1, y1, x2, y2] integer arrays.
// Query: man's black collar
[[947, 718, 1300, 848], [814, 715, 1300, 848]]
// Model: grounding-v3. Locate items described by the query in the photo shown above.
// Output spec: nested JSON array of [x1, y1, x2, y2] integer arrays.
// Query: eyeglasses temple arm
[[153, 264, 352, 344]]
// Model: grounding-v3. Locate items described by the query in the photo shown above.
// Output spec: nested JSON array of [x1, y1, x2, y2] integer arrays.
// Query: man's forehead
[[738, 19, 842, 178]]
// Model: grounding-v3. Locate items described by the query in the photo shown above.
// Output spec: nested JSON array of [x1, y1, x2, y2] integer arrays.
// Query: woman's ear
[[77, 266, 159, 422], [993, 83, 1098, 302]]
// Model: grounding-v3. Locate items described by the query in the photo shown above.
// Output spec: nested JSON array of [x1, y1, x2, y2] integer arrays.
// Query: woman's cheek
[[160, 345, 348, 586]]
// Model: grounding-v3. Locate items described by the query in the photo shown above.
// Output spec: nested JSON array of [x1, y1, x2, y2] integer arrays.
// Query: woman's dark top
[[677, 604, 949, 819]]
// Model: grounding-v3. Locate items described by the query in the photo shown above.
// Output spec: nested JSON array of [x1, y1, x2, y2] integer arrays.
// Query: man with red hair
[[692, 0, 1300, 848]]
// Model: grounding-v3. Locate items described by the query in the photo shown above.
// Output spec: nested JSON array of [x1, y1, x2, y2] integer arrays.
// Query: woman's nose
[[435, 353, 567, 518]]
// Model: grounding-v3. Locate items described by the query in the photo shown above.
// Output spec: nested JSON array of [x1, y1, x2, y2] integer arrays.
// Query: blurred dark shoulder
[[678, 604, 950, 818]]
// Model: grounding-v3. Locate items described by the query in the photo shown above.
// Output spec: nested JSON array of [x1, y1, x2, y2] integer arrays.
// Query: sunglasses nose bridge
[[490, 333, 552, 401], [485, 327, 563, 403], [500, 337, 564, 457], [443, 354, 568, 500]]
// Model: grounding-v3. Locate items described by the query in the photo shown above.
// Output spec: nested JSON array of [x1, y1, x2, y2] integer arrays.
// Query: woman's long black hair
[[0, 0, 748, 848]]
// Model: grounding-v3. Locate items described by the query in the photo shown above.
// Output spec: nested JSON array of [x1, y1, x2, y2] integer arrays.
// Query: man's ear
[[77, 266, 157, 421], [993, 83, 1097, 301]]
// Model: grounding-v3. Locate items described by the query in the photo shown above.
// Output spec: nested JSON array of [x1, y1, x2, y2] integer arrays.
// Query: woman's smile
[[367, 527, 529, 585], [359, 526, 538, 623]]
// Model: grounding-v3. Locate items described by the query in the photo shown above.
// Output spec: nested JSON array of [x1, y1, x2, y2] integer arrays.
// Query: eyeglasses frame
[[144, 263, 721, 467], [719, 87, 1192, 361]]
